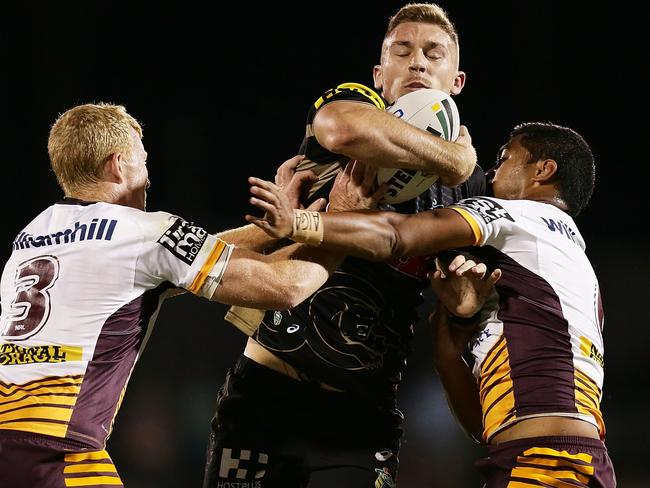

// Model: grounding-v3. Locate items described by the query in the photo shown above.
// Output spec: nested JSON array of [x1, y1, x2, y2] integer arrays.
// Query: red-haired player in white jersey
[[248, 122, 616, 487], [0, 103, 350, 488]]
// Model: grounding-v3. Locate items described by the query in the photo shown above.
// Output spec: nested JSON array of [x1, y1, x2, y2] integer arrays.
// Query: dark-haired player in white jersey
[[249, 122, 616, 487], [0, 102, 349, 488]]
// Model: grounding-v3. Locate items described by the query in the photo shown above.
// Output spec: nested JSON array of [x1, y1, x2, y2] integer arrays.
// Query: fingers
[[306, 198, 327, 211], [245, 214, 282, 238], [447, 254, 468, 272], [343, 160, 354, 177], [433, 257, 446, 278], [249, 176, 281, 193], [249, 180, 282, 205], [284, 170, 317, 202], [249, 177, 287, 217], [487, 268, 502, 285], [275, 155, 305, 187], [445, 254, 488, 279], [249, 195, 279, 215]]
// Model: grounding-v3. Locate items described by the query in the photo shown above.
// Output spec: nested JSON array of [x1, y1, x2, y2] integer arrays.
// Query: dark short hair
[[509, 122, 595, 216]]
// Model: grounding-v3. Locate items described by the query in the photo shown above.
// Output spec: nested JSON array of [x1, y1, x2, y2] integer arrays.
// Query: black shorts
[[202, 355, 403, 488]]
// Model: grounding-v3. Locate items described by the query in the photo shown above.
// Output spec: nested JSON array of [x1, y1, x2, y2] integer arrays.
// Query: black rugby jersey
[[254, 83, 486, 399]]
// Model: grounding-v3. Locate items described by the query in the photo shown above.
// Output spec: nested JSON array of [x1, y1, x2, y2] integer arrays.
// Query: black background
[[4, 1, 649, 486]]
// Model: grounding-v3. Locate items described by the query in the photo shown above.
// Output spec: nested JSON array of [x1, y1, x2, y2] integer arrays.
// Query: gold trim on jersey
[[0, 375, 82, 438], [574, 368, 605, 437], [479, 336, 516, 441], [450, 207, 482, 245], [188, 239, 227, 294], [313, 83, 385, 111]]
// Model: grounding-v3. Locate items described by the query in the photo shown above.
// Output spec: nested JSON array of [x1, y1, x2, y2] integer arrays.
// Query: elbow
[[315, 116, 360, 155], [379, 229, 403, 261], [322, 128, 360, 155]]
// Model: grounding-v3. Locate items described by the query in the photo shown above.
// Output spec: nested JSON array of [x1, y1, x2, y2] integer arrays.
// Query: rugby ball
[[377, 89, 460, 204]]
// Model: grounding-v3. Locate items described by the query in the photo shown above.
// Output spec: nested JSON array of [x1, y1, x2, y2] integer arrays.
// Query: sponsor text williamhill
[[13, 219, 118, 250]]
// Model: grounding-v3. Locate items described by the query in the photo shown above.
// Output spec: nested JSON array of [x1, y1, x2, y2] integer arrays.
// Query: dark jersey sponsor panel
[[254, 83, 486, 398]]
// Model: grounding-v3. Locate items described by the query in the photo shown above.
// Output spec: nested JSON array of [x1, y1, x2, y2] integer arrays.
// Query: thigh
[[309, 454, 398, 488], [202, 364, 309, 488], [202, 429, 309, 488]]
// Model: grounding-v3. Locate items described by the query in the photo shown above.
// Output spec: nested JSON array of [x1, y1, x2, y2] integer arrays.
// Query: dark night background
[[3, 1, 649, 486]]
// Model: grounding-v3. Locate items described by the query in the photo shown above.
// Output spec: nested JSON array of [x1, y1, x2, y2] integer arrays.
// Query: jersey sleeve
[[449, 197, 519, 246], [311, 82, 386, 116], [134, 211, 233, 294]]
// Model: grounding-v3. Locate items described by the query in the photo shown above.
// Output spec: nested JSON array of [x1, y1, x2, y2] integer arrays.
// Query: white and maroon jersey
[[0, 198, 232, 449], [450, 197, 605, 442]]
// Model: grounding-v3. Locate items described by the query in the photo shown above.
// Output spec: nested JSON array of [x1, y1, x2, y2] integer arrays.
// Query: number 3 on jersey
[[1, 255, 60, 340]]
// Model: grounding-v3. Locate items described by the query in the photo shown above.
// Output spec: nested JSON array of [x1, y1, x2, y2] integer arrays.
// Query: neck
[[531, 195, 568, 211], [524, 186, 568, 212], [68, 183, 119, 205]]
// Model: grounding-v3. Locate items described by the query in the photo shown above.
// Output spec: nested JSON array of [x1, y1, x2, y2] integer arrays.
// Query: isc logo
[[158, 217, 208, 265]]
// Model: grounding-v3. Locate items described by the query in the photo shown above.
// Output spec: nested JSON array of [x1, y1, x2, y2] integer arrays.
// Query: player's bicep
[[394, 208, 479, 256]]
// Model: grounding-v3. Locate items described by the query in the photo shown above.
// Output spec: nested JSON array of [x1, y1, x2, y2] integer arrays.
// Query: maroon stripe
[[483, 387, 515, 424], [64, 472, 121, 479], [0, 392, 77, 407], [508, 477, 544, 486], [66, 283, 173, 449], [480, 369, 511, 404], [469, 246, 577, 418], [575, 373, 601, 395], [480, 356, 509, 392], [0, 417, 68, 425], [481, 338, 507, 376], [0, 375, 83, 392]]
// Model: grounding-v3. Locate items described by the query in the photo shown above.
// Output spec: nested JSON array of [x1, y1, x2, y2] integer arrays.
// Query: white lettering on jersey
[[157, 217, 208, 265], [459, 197, 514, 224]]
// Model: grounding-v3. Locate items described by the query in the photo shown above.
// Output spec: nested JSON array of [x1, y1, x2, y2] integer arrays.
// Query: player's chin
[[401, 86, 429, 96]]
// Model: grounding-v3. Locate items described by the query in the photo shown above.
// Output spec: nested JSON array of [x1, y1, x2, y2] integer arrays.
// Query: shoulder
[[453, 197, 519, 225], [94, 204, 179, 242]]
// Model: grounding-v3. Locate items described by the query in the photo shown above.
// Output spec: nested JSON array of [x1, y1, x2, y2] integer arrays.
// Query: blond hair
[[385, 3, 459, 46], [48, 103, 143, 194]]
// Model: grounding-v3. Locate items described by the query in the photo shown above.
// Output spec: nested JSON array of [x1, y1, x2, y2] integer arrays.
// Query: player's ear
[[104, 152, 125, 184], [533, 159, 558, 182], [373, 65, 383, 91], [450, 71, 466, 96]]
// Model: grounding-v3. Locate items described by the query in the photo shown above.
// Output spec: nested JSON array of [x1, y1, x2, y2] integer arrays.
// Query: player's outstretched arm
[[247, 175, 477, 260], [430, 305, 484, 443], [211, 243, 341, 310], [313, 101, 476, 186], [217, 156, 323, 252], [429, 255, 500, 443]]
